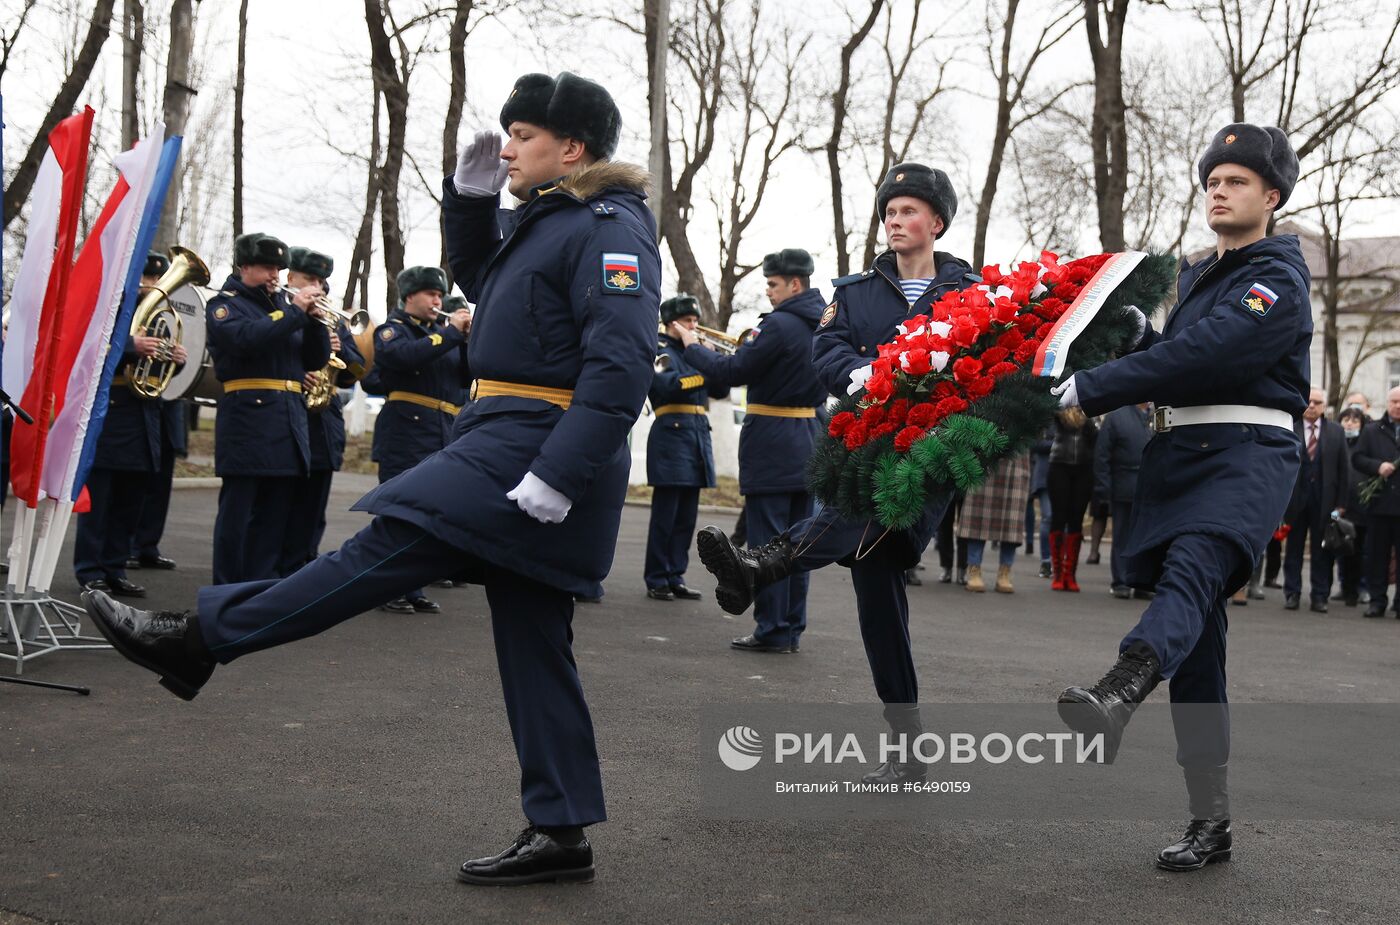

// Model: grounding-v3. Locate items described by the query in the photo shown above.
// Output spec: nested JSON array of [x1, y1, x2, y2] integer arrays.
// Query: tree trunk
[[121, 0, 144, 150], [153, 0, 199, 251], [345, 90, 383, 315], [1323, 226, 1343, 410], [365, 0, 409, 313], [3, 0, 116, 229], [645, 0, 670, 232], [1084, 0, 1130, 252], [826, 0, 885, 277], [233, 0, 249, 238], [440, 0, 472, 280]]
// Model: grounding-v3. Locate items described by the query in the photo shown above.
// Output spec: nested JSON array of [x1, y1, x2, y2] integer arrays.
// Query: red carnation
[[886, 398, 911, 427], [829, 411, 855, 437], [1014, 341, 1039, 364], [965, 376, 995, 399], [844, 421, 870, 450], [1016, 313, 1041, 334], [932, 381, 958, 400], [952, 356, 983, 384], [906, 402, 938, 428], [934, 396, 969, 418], [989, 361, 1019, 379], [981, 346, 1010, 366], [894, 426, 925, 453], [872, 422, 899, 440], [997, 328, 1024, 351], [1036, 321, 1056, 340]]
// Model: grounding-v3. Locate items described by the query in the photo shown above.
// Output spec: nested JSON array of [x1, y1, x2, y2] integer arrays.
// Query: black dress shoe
[[1264, 578, 1282, 589], [81, 578, 111, 593], [938, 567, 953, 583], [457, 826, 594, 886], [1157, 819, 1232, 871], [730, 633, 796, 653], [108, 577, 147, 598], [1111, 585, 1131, 599], [1365, 604, 1386, 618], [669, 583, 703, 600], [861, 758, 927, 785], [1343, 595, 1358, 607], [696, 526, 794, 616], [904, 568, 922, 586], [380, 597, 416, 613], [433, 578, 456, 588], [646, 587, 675, 601], [573, 593, 603, 604], [124, 558, 142, 570], [1309, 599, 1328, 614], [410, 597, 441, 613], [1057, 642, 1161, 764], [1132, 589, 1155, 600], [80, 590, 214, 700], [137, 555, 177, 570], [1283, 593, 1300, 610]]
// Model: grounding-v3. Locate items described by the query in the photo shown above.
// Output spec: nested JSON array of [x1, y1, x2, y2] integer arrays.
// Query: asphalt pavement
[[3, 475, 1398, 924]]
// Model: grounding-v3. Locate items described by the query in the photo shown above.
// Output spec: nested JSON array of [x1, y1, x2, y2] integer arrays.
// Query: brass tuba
[[126, 246, 210, 398]]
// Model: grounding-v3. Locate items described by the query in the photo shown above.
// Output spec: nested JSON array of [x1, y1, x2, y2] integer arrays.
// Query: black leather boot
[[696, 526, 794, 616], [861, 704, 928, 785], [1056, 641, 1161, 763], [456, 825, 595, 885], [81, 590, 215, 701], [1157, 766, 1232, 871]]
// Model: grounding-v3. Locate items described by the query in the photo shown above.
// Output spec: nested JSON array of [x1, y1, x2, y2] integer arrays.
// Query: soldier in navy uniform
[[278, 247, 365, 575], [678, 249, 826, 651], [697, 163, 979, 781], [204, 233, 331, 584], [84, 72, 657, 886], [644, 295, 727, 601], [1054, 124, 1308, 871], [73, 251, 188, 596], [372, 265, 471, 612]]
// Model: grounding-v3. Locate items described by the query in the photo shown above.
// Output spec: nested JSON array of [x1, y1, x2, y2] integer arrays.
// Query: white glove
[[453, 129, 510, 197], [1124, 305, 1147, 347], [1052, 375, 1079, 410], [846, 363, 873, 396], [507, 471, 572, 524]]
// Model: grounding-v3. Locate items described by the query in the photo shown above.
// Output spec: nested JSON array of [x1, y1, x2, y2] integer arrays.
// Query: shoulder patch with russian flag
[[1242, 281, 1279, 316], [602, 252, 641, 294]]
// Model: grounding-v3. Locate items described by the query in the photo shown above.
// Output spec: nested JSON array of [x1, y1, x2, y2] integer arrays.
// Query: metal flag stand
[[0, 390, 94, 695]]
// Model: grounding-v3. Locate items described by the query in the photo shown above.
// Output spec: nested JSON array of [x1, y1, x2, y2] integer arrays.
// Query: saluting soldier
[[697, 164, 980, 782], [677, 249, 826, 652], [1054, 124, 1308, 871], [73, 251, 188, 596], [205, 233, 331, 584], [645, 295, 727, 601], [84, 71, 657, 886], [279, 246, 364, 575], [371, 265, 470, 612]]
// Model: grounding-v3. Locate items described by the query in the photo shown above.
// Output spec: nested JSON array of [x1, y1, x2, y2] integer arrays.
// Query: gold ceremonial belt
[[469, 379, 574, 410], [746, 404, 817, 419], [388, 391, 464, 416], [224, 378, 304, 394], [653, 404, 707, 416]]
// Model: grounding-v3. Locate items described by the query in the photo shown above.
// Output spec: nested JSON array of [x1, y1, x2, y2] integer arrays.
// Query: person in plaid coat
[[958, 452, 1032, 592]]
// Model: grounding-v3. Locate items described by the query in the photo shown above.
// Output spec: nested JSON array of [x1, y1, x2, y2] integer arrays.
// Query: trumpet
[[279, 285, 372, 371], [657, 321, 741, 355]]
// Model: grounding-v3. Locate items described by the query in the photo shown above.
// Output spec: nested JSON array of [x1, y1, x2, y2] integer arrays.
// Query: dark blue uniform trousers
[[644, 485, 700, 590], [785, 497, 950, 705], [212, 475, 302, 585], [134, 440, 176, 559], [74, 468, 147, 583], [746, 491, 813, 647], [1119, 532, 1245, 769], [1109, 501, 1134, 589], [197, 515, 605, 826], [278, 469, 335, 576], [377, 464, 428, 601]]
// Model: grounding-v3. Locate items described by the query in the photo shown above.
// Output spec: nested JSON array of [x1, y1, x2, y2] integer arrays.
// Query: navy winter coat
[[683, 288, 828, 495], [369, 309, 470, 479], [354, 162, 660, 597], [205, 275, 332, 477], [646, 335, 725, 488], [1093, 404, 1152, 503], [1076, 234, 1311, 587]]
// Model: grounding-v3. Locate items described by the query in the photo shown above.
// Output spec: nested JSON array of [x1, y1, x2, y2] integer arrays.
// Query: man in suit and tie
[[1283, 388, 1349, 612]]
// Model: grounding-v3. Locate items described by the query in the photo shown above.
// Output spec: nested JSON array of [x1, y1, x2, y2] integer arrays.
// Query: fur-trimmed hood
[[557, 161, 651, 201]]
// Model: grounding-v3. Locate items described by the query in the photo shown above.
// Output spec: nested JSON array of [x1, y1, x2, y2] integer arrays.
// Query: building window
[[1388, 358, 1400, 393]]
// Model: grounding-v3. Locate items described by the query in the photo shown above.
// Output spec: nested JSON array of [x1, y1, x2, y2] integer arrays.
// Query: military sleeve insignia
[[213, 306, 229, 321], [429, 333, 443, 346], [268, 310, 285, 322], [1241, 281, 1278, 316], [602, 252, 641, 294], [819, 302, 838, 328], [379, 327, 395, 341], [742, 327, 760, 345]]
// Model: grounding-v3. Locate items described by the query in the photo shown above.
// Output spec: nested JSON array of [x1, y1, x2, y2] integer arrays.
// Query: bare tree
[[824, 0, 885, 277], [344, 89, 384, 315], [364, 0, 414, 311], [232, 0, 249, 238], [1082, 0, 1133, 251], [972, 0, 1081, 267], [439, 0, 474, 279], [153, 0, 199, 251], [3, 0, 117, 229], [0, 0, 39, 84], [120, 0, 144, 150], [707, 4, 808, 328]]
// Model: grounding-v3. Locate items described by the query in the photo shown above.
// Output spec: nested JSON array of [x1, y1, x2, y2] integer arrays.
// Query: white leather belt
[[1150, 404, 1294, 433]]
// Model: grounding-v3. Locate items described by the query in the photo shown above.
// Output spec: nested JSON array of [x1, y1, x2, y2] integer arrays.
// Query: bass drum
[[161, 283, 223, 405]]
